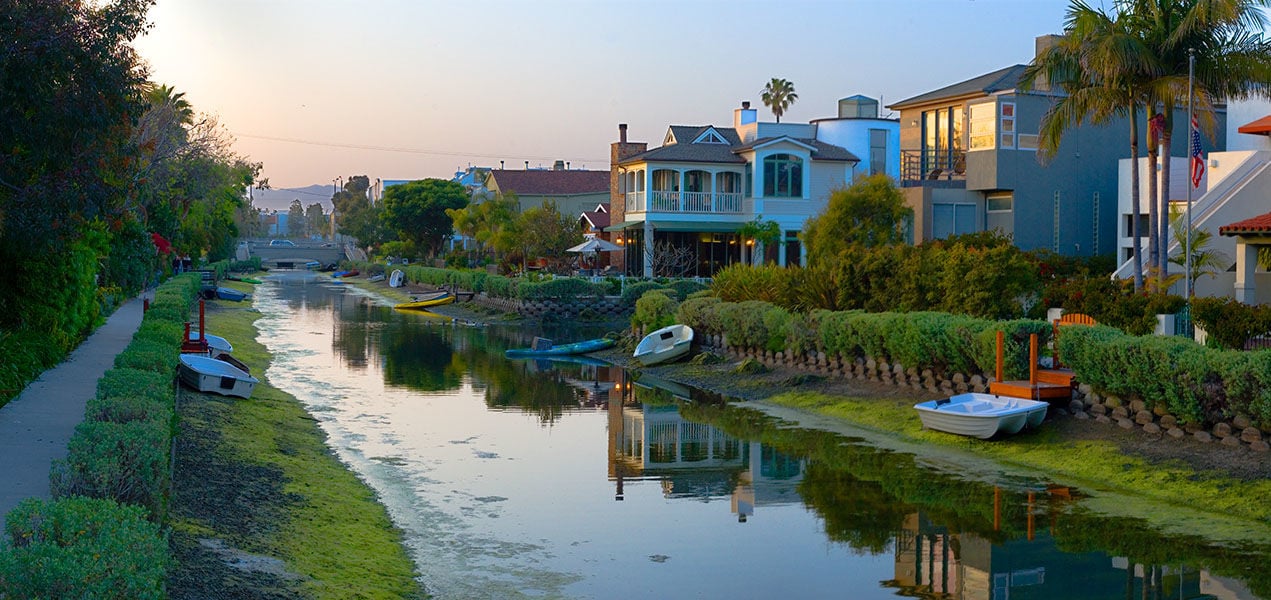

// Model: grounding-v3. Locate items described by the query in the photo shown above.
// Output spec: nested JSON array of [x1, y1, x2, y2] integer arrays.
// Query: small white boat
[[913, 393, 1048, 439], [367, 274, 386, 283], [178, 354, 259, 399], [186, 331, 233, 355], [389, 269, 405, 288], [633, 324, 694, 366]]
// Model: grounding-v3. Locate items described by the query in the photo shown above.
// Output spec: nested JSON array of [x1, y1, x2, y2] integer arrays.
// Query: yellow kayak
[[394, 291, 455, 310]]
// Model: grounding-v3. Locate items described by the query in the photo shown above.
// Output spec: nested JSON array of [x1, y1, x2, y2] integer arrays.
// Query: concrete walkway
[[0, 296, 146, 534]]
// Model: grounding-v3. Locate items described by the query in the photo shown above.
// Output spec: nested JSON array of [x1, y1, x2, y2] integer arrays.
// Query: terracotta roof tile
[[487, 170, 609, 196], [1219, 211, 1271, 235], [1237, 115, 1271, 135]]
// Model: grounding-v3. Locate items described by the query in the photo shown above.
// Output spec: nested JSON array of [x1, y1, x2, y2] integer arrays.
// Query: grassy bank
[[757, 390, 1271, 537], [170, 281, 423, 599]]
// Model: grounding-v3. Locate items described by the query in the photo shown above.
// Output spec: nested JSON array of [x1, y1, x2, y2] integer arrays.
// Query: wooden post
[[143, 297, 150, 312], [993, 486, 1001, 531], [994, 331, 1004, 383], [1029, 333, 1038, 386], [1027, 491, 1036, 541], [199, 299, 206, 341]]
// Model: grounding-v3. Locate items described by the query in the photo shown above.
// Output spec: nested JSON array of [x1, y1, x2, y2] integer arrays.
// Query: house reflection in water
[[887, 510, 1229, 599], [606, 378, 803, 522]]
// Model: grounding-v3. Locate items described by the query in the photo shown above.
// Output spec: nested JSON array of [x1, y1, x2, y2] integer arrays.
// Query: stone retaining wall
[[472, 293, 629, 320], [693, 333, 1269, 453]]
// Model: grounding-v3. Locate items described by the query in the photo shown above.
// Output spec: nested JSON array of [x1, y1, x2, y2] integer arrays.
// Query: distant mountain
[[250, 184, 333, 212]]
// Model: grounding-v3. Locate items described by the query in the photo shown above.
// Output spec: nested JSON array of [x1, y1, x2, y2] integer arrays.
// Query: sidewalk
[[0, 296, 146, 534]]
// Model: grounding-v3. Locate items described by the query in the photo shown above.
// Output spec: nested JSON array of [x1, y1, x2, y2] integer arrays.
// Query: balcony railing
[[900, 149, 967, 186], [625, 190, 743, 214]]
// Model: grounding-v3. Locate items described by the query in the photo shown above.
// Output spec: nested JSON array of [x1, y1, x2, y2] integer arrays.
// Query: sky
[[135, 0, 1080, 192]]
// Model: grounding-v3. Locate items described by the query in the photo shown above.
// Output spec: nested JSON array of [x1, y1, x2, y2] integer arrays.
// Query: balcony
[[900, 149, 967, 187], [625, 191, 744, 214]]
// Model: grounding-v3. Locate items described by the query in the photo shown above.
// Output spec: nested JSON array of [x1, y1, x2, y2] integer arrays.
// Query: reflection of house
[[888, 511, 1207, 599], [606, 397, 804, 521], [484, 162, 610, 217], [607, 96, 895, 277], [888, 35, 1224, 256]]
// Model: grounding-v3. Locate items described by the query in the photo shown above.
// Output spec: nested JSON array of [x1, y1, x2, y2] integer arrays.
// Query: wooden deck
[[988, 379, 1073, 401], [1035, 368, 1075, 388]]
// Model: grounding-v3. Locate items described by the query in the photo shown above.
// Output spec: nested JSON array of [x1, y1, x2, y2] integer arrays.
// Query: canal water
[[253, 275, 1269, 599]]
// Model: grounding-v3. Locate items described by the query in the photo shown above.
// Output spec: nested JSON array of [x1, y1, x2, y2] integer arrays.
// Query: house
[[606, 97, 895, 277], [887, 35, 1225, 257], [482, 162, 610, 217]]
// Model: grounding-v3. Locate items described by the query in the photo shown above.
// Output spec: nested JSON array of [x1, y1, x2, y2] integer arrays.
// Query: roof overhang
[[1237, 115, 1271, 136], [605, 219, 748, 233]]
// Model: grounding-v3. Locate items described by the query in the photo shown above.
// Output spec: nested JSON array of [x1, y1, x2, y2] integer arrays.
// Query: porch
[[620, 167, 745, 214]]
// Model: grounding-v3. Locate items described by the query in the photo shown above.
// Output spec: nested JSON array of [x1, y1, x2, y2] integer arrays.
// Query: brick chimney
[[610, 123, 647, 260]]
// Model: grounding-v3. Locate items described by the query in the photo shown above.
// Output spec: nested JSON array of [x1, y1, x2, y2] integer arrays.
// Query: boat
[[215, 287, 248, 302], [177, 354, 259, 399], [913, 393, 1049, 439], [394, 291, 454, 310], [388, 269, 405, 288], [304, 261, 322, 270], [633, 324, 694, 366], [367, 274, 385, 283], [632, 372, 692, 402], [212, 352, 252, 376], [332, 269, 359, 278], [185, 331, 233, 355], [226, 275, 262, 284], [504, 337, 616, 357]]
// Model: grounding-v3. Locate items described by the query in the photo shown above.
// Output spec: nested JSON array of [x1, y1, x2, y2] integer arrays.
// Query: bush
[[51, 419, 170, 519], [632, 290, 678, 332], [1, 496, 168, 600], [132, 319, 185, 347], [518, 277, 603, 301], [113, 338, 178, 374], [620, 281, 673, 307], [1192, 297, 1271, 350], [88, 368, 173, 424], [667, 279, 708, 301]]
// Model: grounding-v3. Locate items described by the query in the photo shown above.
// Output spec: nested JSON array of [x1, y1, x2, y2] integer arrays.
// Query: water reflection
[[258, 278, 1268, 600]]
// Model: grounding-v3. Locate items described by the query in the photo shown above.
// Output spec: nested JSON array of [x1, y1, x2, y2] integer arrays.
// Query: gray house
[[887, 36, 1226, 258]]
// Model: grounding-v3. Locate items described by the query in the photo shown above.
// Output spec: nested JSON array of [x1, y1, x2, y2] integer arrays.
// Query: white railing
[[625, 191, 744, 214]]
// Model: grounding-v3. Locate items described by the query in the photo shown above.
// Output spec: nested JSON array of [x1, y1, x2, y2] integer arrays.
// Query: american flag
[[1190, 115, 1205, 188]]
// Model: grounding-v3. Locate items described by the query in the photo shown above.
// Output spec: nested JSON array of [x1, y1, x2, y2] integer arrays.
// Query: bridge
[[240, 240, 352, 268]]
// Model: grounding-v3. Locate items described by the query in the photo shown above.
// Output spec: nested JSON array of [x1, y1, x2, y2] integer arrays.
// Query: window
[[716, 171, 740, 194], [987, 195, 1013, 212], [986, 193, 1013, 237], [684, 170, 709, 193], [763, 154, 803, 198], [1017, 133, 1039, 150], [652, 169, 679, 191], [933, 203, 977, 239], [869, 129, 888, 176], [1000, 102, 1015, 149], [969, 102, 996, 150]]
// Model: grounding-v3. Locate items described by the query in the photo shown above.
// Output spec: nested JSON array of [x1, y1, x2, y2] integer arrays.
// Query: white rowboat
[[633, 324, 694, 366], [186, 331, 233, 355], [913, 393, 1048, 439], [178, 354, 259, 399]]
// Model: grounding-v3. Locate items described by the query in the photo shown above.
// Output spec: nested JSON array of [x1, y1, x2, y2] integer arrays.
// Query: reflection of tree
[[796, 463, 913, 553], [380, 323, 462, 392], [474, 359, 580, 424]]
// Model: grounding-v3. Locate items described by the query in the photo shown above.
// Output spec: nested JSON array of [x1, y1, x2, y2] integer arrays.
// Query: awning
[[604, 219, 749, 233], [1237, 115, 1271, 136]]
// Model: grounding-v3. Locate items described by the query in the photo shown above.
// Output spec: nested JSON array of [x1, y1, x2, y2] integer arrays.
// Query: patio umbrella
[[566, 238, 621, 253]]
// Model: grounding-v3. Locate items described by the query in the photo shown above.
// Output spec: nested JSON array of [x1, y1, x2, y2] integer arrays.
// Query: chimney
[[499, 160, 504, 170], [742, 101, 750, 109], [566, 161, 571, 170], [734, 101, 758, 132], [553, 160, 565, 171], [524, 161, 529, 170], [619, 123, 628, 144]]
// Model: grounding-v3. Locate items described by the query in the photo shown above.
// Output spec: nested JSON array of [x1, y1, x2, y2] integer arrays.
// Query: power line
[[233, 132, 609, 166]]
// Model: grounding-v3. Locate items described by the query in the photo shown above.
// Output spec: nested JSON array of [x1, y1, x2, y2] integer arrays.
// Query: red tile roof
[[1219, 211, 1271, 236], [1237, 115, 1271, 136], [487, 170, 609, 196]]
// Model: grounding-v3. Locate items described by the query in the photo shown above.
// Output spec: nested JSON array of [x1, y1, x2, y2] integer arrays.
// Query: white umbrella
[[566, 237, 621, 253]]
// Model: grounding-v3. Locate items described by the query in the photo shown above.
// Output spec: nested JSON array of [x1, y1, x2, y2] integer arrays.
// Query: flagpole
[[1185, 49, 1195, 300]]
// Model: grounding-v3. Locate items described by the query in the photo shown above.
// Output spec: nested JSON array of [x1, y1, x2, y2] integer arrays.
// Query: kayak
[[505, 337, 616, 357], [394, 291, 454, 310]]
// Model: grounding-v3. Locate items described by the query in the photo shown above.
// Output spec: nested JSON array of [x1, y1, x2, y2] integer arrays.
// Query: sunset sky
[[135, 0, 1077, 191]]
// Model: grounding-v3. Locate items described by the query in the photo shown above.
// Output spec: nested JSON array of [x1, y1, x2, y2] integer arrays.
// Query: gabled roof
[[1237, 115, 1271, 136], [887, 64, 1029, 109], [486, 169, 609, 196], [1219, 211, 1271, 236], [736, 137, 860, 162], [620, 128, 855, 165], [580, 206, 611, 230]]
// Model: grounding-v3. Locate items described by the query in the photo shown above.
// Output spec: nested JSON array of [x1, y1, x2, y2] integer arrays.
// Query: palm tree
[[1022, 1, 1162, 290], [1168, 207, 1229, 282], [760, 78, 798, 123], [1133, 0, 1271, 280]]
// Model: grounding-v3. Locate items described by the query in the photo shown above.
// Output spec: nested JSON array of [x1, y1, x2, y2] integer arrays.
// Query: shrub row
[[1191, 297, 1271, 350], [1060, 325, 1271, 426], [676, 297, 1049, 380], [1, 273, 197, 597]]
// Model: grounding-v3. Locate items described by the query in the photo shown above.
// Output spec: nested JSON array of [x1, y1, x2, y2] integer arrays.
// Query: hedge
[[50, 419, 171, 520], [676, 299, 1049, 380], [1, 496, 168, 600], [1059, 326, 1271, 426], [633, 290, 679, 332]]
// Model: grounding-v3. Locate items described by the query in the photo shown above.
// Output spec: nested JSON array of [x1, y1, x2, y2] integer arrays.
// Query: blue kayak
[[504, 337, 615, 357]]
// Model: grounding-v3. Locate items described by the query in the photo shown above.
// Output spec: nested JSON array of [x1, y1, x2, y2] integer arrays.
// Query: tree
[[760, 78, 798, 123], [287, 199, 306, 238], [802, 175, 912, 264], [1168, 209, 1229, 284], [446, 192, 518, 263], [306, 202, 327, 239], [1022, 1, 1159, 291], [514, 201, 583, 273], [380, 179, 469, 258], [333, 176, 385, 247], [737, 216, 781, 265]]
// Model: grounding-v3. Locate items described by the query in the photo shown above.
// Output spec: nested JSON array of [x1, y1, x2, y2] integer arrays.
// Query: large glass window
[[921, 107, 965, 174], [652, 169, 679, 191], [763, 154, 803, 198], [869, 129, 888, 176], [969, 102, 996, 150]]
